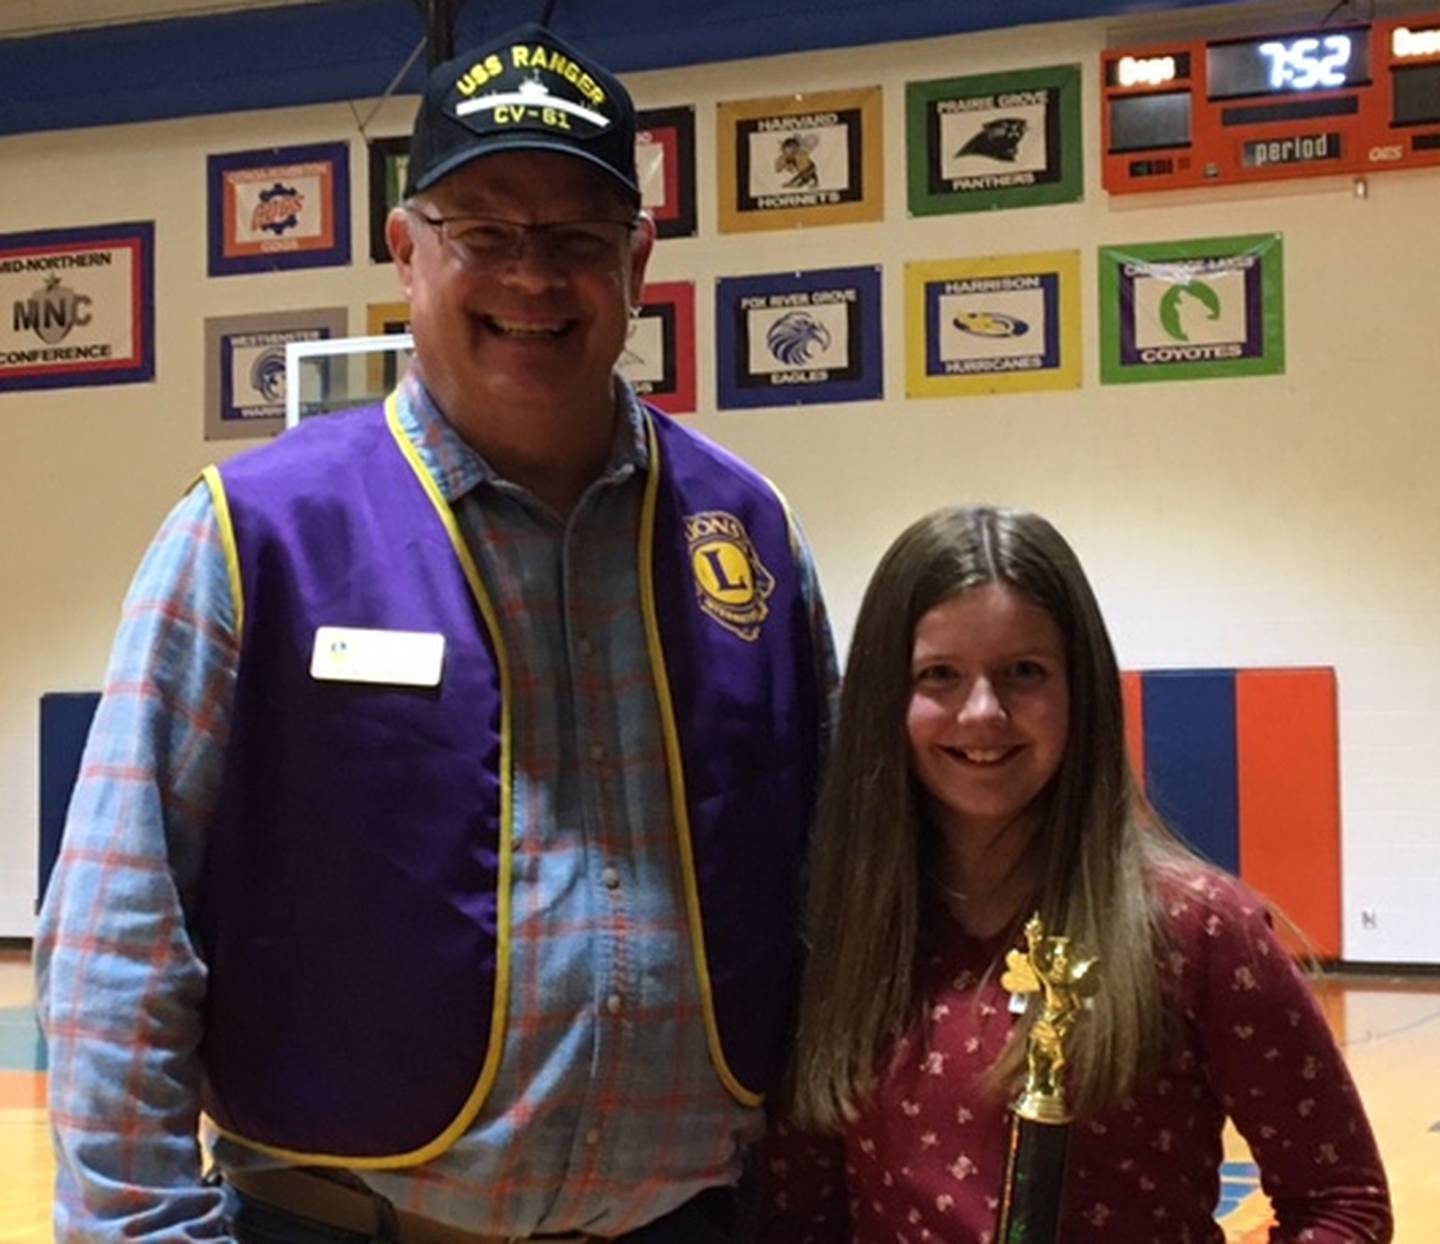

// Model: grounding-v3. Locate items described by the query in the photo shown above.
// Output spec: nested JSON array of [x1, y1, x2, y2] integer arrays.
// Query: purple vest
[[198, 398, 820, 1163]]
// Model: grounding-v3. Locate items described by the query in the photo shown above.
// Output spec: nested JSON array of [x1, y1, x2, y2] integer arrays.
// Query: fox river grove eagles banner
[[715, 266, 882, 408]]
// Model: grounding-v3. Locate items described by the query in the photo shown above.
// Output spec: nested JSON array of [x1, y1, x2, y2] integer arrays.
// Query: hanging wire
[[1319, 0, 1376, 27], [348, 34, 428, 145]]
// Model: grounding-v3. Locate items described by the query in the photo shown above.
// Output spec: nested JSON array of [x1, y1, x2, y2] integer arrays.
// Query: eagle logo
[[957, 117, 1029, 163], [766, 311, 832, 366]]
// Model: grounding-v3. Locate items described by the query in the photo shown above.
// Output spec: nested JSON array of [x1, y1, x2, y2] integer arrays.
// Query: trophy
[[995, 913, 1099, 1243]]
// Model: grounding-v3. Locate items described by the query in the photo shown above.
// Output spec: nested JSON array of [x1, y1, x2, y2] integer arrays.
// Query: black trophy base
[[996, 1114, 1071, 1244]]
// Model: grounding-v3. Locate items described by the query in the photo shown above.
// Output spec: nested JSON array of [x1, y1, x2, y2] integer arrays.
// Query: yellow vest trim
[[204, 393, 516, 1168], [199, 466, 245, 644], [635, 410, 764, 1109]]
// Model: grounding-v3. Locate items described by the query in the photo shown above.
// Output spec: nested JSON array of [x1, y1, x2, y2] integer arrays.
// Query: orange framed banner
[[207, 141, 351, 276], [620, 281, 695, 414], [636, 106, 697, 239], [905, 251, 1081, 397], [365, 300, 413, 395], [716, 86, 883, 232], [0, 221, 154, 392]]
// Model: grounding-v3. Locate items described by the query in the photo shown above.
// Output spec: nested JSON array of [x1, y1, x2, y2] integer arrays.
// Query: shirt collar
[[396, 369, 650, 504]]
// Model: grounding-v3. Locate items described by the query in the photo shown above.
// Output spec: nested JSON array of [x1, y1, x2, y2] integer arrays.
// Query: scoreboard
[[1102, 12, 1440, 192]]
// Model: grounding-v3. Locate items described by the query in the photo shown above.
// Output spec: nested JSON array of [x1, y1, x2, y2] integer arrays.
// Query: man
[[37, 23, 834, 1243]]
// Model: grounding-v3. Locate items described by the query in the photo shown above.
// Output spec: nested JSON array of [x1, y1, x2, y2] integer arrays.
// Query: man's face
[[387, 151, 653, 433]]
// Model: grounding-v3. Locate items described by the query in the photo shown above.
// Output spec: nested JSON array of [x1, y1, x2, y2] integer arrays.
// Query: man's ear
[[386, 207, 416, 296], [628, 211, 657, 296]]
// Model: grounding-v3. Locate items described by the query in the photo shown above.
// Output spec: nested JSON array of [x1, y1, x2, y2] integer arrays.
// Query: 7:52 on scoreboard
[[1101, 12, 1440, 192]]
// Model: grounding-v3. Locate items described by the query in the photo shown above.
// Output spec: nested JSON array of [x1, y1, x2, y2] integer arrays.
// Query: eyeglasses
[[407, 207, 638, 267]]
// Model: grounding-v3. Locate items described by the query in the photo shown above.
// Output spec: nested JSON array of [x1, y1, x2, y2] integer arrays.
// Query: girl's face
[[906, 584, 1070, 846]]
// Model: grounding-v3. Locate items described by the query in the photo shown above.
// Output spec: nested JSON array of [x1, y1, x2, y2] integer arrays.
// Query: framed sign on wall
[[715, 265, 882, 408], [208, 141, 351, 276], [0, 221, 155, 393], [907, 65, 1083, 215], [1099, 233, 1285, 384], [716, 87, 883, 232]]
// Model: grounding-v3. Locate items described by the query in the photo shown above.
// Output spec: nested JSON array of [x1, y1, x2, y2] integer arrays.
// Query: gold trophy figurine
[[995, 913, 1101, 1242], [1000, 914, 1100, 1125]]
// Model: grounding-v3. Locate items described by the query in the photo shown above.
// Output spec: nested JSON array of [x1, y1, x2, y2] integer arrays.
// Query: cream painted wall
[[2, 4, 1436, 959]]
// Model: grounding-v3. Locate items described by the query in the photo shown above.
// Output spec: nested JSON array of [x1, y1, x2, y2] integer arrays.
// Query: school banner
[[636, 106, 697, 239], [716, 265, 882, 408], [1099, 234, 1285, 384], [208, 141, 351, 276], [367, 136, 409, 263], [906, 65, 1083, 215], [0, 221, 155, 393], [620, 281, 696, 414], [203, 307, 348, 439], [906, 251, 1081, 397], [717, 87, 883, 232]]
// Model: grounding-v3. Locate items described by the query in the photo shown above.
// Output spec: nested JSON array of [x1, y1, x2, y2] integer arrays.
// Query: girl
[[759, 506, 1390, 1243]]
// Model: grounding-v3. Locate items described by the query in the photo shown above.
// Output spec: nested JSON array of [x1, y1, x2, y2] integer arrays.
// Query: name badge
[[310, 626, 445, 688]]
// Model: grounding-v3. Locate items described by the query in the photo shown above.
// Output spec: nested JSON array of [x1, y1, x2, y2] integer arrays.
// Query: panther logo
[[766, 310, 832, 366], [957, 117, 1028, 163]]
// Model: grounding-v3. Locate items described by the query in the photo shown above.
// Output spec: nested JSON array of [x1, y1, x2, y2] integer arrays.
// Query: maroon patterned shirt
[[758, 870, 1391, 1243]]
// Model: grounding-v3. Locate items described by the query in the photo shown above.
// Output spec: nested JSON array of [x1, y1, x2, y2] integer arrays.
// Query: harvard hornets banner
[[716, 266, 882, 409], [906, 252, 1081, 397], [906, 65, 1082, 216], [717, 87, 882, 233]]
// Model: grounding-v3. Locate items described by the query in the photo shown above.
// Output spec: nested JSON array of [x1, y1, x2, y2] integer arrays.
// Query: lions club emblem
[[685, 511, 775, 642]]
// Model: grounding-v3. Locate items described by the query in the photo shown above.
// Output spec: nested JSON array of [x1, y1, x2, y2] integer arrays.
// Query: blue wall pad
[[0, 0, 1255, 138], [38, 692, 100, 912], [1141, 670, 1239, 874]]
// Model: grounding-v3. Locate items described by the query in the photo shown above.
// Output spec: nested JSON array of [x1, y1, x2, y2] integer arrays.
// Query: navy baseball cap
[[405, 23, 640, 205]]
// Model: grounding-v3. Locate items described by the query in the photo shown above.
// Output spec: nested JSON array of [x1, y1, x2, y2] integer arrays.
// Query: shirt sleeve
[[1182, 874, 1393, 1243], [752, 1118, 852, 1244], [34, 483, 240, 1242]]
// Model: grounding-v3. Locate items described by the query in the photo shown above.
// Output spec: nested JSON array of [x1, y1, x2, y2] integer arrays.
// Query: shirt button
[[576, 636, 594, 657], [606, 993, 623, 1015], [589, 742, 606, 762], [601, 866, 621, 890], [585, 1128, 601, 1146]]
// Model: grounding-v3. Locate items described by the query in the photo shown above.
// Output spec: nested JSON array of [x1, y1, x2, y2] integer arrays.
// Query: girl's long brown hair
[[790, 506, 1199, 1130]]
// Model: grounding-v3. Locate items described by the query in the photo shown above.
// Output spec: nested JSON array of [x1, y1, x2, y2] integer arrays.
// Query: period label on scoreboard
[[907, 65, 1083, 215], [1102, 12, 1440, 192], [1099, 234, 1284, 384]]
